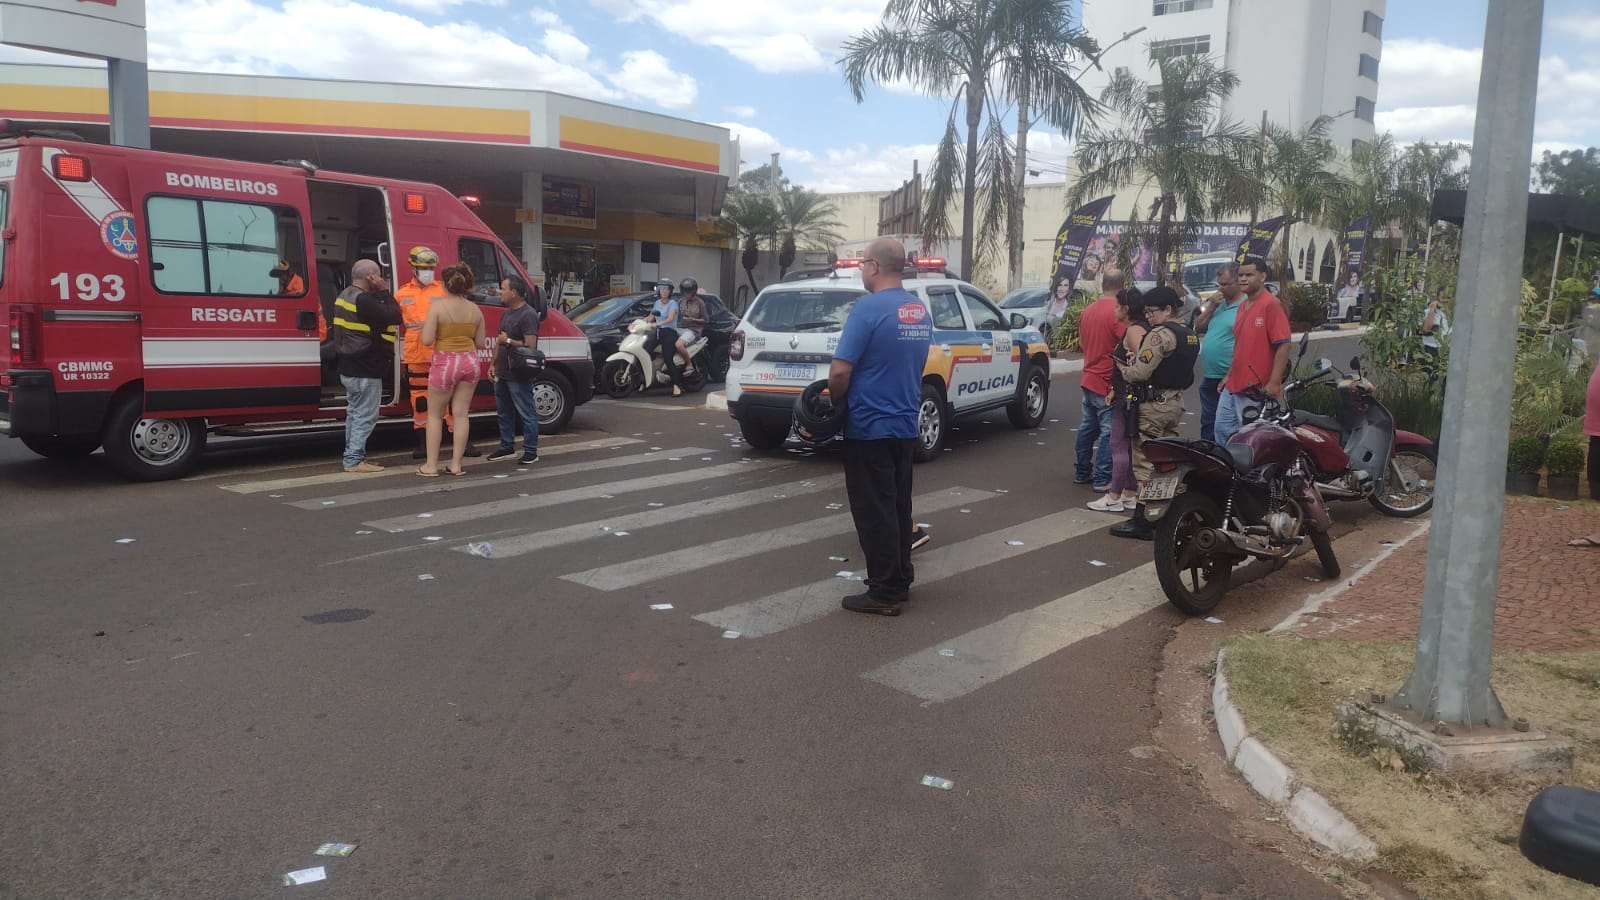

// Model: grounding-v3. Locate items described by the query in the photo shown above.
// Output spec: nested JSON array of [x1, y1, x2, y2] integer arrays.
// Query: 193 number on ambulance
[[50, 273, 126, 302]]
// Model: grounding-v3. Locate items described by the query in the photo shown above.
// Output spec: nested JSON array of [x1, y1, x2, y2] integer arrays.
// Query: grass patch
[[1224, 634, 1600, 899]]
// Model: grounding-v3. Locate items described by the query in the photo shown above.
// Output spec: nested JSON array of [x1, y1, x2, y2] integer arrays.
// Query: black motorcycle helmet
[[678, 277, 699, 294], [793, 379, 847, 446]]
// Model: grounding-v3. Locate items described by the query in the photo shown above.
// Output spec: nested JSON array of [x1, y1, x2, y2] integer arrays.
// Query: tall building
[[1081, 0, 1385, 155]]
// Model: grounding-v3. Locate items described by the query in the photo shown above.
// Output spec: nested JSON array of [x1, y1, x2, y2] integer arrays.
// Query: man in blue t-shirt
[[827, 238, 931, 616]]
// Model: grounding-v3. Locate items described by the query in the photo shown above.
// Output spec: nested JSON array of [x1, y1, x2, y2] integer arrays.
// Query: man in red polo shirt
[[1215, 257, 1292, 442], [1074, 271, 1128, 488]]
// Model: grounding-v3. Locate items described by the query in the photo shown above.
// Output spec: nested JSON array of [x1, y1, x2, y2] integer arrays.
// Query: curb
[[1213, 648, 1380, 862]]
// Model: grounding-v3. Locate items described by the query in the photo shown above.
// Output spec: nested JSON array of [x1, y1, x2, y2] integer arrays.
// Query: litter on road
[[416, 513, 433, 519], [648, 502, 665, 507], [920, 775, 955, 791], [1203, 616, 1224, 624], [354, 530, 373, 535], [1304, 576, 1322, 583], [835, 570, 854, 578], [321, 500, 336, 506], [613, 531, 631, 537], [283, 866, 326, 886], [314, 843, 357, 858], [828, 556, 849, 562], [722, 630, 740, 639], [1006, 540, 1025, 546], [115, 538, 136, 544], [466, 542, 493, 559], [1089, 560, 1107, 567], [422, 536, 443, 542], [938, 648, 957, 658], [649, 603, 674, 610], [417, 574, 434, 581]]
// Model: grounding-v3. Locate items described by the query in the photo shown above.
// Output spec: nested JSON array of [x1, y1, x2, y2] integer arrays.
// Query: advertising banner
[[1236, 216, 1289, 268], [1331, 217, 1370, 319], [1083, 220, 1249, 286], [541, 176, 596, 229], [1044, 195, 1114, 319]]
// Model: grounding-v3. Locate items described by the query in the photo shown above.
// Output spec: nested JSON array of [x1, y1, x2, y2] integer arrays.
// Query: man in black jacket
[[333, 259, 402, 472]]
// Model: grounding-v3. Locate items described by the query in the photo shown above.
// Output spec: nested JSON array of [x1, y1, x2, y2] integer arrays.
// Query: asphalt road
[[1, 336, 1367, 898]]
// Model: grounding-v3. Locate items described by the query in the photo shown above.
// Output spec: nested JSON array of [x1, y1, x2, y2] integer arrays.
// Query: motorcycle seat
[[1222, 443, 1255, 472], [1291, 411, 1342, 433]]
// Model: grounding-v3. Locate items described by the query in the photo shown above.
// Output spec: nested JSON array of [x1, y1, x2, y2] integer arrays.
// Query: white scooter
[[600, 319, 708, 398]]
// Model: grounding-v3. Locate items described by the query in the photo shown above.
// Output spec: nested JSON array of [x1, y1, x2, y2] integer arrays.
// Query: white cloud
[[723, 104, 758, 118], [388, 0, 503, 9], [1376, 39, 1482, 109], [540, 30, 592, 66], [1375, 105, 1477, 143], [798, 142, 938, 194], [529, 8, 561, 27], [609, 50, 698, 109], [1552, 13, 1600, 43], [591, 0, 883, 74]]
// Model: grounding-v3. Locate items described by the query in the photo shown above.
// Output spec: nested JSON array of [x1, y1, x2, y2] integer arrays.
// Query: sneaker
[[343, 461, 384, 473], [485, 448, 518, 462], [910, 528, 932, 551], [462, 444, 482, 458], [518, 451, 539, 465], [842, 593, 901, 616], [1087, 496, 1126, 513]]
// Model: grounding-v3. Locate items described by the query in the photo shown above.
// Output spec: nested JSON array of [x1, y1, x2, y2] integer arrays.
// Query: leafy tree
[[1259, 115, 1348, 280], [1398, 141, 1468, 241], [1535, 147, 1600, 202], [1325, 134, 1416, 268], [842, 0, 1014, 278], [1068, 54, 1249, 286], [721, 185, 842, 286], [722, 190, 781, 294]]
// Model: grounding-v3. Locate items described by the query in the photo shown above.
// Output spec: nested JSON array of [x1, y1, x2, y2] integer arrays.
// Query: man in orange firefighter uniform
[[397, 246, 479, 459]]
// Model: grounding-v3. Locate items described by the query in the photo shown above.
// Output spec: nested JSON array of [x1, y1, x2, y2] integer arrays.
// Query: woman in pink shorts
[[419, 262, 486, 476]]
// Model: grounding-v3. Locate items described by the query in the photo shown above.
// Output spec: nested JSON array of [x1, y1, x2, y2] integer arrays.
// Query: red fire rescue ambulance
[[0, 128, 595, 480]]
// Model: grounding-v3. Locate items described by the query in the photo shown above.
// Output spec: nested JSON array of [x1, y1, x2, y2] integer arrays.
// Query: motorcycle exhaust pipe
[[1314, 481, 1365, 499], [1196, 527, 1297, 561]]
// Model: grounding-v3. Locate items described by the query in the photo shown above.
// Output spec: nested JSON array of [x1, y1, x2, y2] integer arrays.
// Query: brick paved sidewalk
[[1290, 497, 1600, 652]]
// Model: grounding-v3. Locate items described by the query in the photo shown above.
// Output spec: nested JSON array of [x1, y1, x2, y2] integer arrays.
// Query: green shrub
[[1050, 296, 1092, 353], [1506, 435, 1547, 474], [1511, 341, 1590, 438], [1378, 371, 1446, 443], [1285, 282, 1332, 328], [1544, 440, 1585, 477]]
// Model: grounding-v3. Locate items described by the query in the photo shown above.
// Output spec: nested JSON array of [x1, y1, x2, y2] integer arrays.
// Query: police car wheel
[[737, 416, 790, 450], [913, 384, 947, 463], [21, 434, 102, 460], [1006, 364, 1048, 429], [101, 397, 206, 482], [534, 369, 575, 433]]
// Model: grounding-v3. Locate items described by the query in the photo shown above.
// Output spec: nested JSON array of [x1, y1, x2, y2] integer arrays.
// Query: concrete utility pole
[[1393, 0, 1544, 727]]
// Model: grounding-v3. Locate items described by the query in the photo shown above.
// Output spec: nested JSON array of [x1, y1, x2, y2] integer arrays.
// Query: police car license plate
[[1139, 472, 1180, 502], [775, 363, 814, 381]]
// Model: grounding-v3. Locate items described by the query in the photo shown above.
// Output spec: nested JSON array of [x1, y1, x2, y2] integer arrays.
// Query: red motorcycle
[[1140, 390, 1342, 617], [1280, 357, 1438, 518]]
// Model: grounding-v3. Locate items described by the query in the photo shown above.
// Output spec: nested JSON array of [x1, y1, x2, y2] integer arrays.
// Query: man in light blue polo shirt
[[1194, 261, 1242, 443]]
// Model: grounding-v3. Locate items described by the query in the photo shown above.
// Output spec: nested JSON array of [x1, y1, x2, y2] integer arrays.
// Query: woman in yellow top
[[418, 262, 487, 476]]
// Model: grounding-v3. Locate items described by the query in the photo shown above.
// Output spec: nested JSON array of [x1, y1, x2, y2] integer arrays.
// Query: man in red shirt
[[1075, 271, 1128, 488], [1215, 258, 1292, 442]]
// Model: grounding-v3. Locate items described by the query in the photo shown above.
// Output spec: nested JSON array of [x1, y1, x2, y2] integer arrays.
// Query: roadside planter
[[1543, 440, 1583, 501], [1505, 435, 1545, 496]]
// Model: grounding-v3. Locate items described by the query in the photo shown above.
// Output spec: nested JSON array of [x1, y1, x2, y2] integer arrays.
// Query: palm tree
[[842, 0, 1012, 278], [722, 191, 781, 294], [1399, 140, 1469, 242], [996, 0, 1099, 291], [1260, 115, 1348, 280], [775, 187, 845, 278], [1068, 54, 1250, 286], [1325, 134, 1416, 268]]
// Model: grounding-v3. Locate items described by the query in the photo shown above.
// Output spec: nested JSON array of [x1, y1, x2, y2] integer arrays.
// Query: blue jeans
[[1214, 388, 1261, 445], [1200, 377, 1223, 443], [341, 375, 382, 468], [495, 376, 539, 452], [1074, 387, 1114, 486]]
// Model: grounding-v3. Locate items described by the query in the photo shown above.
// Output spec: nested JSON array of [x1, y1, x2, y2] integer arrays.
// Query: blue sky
[[2, 0, 1596, 192]]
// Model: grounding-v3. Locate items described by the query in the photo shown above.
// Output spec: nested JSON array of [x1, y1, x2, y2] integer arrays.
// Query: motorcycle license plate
[[775, 363, 814, 381], [1139, 472, 1180, 502]]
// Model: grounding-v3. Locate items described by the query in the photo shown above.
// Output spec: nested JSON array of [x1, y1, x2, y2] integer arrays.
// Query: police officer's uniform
[[1112, 291, 1199, 539]]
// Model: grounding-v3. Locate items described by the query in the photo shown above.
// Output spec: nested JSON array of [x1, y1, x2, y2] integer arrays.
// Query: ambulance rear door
[[127, 162, 321, 416]]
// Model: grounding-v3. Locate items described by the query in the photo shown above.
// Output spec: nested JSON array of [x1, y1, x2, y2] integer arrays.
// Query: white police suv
[[724, 261, 1053, 461]]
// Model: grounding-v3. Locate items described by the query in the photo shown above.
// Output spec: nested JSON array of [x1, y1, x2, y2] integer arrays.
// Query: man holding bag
[[486, 277, 543, 465]]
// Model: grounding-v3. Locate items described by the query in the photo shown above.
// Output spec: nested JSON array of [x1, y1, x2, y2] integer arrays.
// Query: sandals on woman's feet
[[416, 468, 440, 478], [447, 468, 466, 477]]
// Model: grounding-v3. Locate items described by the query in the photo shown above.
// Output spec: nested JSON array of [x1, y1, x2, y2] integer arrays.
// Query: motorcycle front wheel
[[601, 359, 638, 399], [1153, 492, 1235, 616], [1369, 445, 1437, 518]]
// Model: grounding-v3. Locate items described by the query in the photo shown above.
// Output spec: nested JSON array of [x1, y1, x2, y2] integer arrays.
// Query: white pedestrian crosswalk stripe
[[564, 488, 997, 591], [218, 436, 641, 494], [862, 563, 1165, 703], [692, 509, 1108, 638], [288, 446, 719, 511], [363, 458, 782, 533], [453, 474, 847, 558]]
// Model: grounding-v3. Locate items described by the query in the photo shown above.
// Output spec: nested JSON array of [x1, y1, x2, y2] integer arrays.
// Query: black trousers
[[643, 327, 682, 385], [843, 437, 916, 601]]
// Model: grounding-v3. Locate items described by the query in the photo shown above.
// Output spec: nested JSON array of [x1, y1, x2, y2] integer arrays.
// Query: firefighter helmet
[[408, 246, 440, 268]]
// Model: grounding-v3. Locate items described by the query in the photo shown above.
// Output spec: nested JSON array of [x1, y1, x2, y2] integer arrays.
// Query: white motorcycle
[[600, 319, 708, 398]]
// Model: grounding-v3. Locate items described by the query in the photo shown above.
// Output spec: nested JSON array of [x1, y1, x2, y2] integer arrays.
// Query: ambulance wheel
[[102, 398, 206, 481], [534, 369, 576, 433], [913, 384, 947, 463], [21, 434, 101, 459], [1007, 363, 1049, 429], [601, 359, 638, 399]]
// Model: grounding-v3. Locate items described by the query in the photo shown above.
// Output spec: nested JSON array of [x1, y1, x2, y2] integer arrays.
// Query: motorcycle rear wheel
[[1369, 445, 1437, 518], [1154, 492, 1235, 616]]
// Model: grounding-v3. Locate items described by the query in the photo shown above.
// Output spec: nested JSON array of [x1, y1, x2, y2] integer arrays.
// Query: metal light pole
[[1393, 0, 1544, 727]]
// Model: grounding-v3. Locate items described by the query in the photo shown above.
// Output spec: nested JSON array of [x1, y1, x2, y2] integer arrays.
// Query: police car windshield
[[746, 288, 861, 334]]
